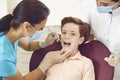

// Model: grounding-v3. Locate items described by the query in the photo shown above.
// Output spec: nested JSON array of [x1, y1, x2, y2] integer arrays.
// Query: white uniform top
[[87, 6, 120, 54], [85, 3, 120, 80]]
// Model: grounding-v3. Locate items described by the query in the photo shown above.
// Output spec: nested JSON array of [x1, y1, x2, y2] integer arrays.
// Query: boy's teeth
[[64, 42, 71, 46]]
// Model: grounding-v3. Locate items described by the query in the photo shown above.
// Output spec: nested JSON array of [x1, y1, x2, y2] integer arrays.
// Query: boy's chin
[[62, 47, 71, 52]]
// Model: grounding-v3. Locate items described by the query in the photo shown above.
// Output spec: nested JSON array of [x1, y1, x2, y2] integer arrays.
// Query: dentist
[[0, 0, 72, 80]]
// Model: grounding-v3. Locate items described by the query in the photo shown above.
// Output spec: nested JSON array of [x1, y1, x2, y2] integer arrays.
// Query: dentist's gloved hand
[[39, 49, 73, 73], [39, 33, 56, 48], [104, 53, 120, 67]]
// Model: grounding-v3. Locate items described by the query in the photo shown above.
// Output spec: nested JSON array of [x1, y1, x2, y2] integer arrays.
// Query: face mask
[[26, 31, 43, 41], [97, 0, 120, 13], [97, 6, 112, 13], [26, 25, 43, 41]]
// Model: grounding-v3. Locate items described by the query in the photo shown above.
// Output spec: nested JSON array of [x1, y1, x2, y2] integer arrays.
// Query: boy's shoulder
[[81, 55, 93, 64]]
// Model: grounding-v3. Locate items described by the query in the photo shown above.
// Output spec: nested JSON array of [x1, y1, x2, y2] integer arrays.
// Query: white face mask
[[26, 25, 43, 41]]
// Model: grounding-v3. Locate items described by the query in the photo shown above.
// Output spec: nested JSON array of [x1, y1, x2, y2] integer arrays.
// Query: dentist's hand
[[104, 53, 120, 67], [39, 33, 56, 48], [39, 49, 73, 73]]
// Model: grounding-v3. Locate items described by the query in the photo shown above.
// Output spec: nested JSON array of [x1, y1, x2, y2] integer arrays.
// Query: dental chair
[[29, 23, 114, 80]]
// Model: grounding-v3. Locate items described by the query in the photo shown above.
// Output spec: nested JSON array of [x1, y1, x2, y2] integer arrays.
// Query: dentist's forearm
[[23, 68, 45, 80], [27, 41, 41, 51]]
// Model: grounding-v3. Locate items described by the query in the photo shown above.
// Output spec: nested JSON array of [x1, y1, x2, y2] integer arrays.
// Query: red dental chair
[[29, 23, 114, 80]]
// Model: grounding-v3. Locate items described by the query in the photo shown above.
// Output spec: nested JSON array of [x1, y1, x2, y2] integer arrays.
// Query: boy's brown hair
[[61, 16, 86, 37]]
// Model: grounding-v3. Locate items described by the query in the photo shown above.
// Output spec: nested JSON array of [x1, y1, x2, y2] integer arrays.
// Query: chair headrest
[[82, 22, 91, 44]]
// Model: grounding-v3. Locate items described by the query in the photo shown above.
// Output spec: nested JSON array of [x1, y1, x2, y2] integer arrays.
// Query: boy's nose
[[65, 34, 70, 38]]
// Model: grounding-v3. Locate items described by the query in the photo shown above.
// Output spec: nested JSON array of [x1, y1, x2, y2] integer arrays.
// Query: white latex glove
[[39, 49, 73, 73], [39, 33, 57, 48], [104, 53, 120, 67]]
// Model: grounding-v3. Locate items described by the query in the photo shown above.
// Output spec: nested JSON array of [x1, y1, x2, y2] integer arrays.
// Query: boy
[[45, 17, 95, 80]]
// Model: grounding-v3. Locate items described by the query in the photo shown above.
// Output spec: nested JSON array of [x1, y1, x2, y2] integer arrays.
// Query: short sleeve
[[0, 33, 17, 77], [0, 59, 17, 77]]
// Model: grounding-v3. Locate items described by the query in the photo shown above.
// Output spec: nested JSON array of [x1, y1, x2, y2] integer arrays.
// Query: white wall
[[7, 0, 22, 13], [0, 0, 22, 18], [41, 0, 95, 25], [0, 0, 95, 25], [0, 0, 8, 18]]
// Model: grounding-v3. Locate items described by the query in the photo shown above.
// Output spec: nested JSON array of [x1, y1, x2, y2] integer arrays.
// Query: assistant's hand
[[39, 33, 56, 48], [104, 53, 120, 67], [39, 49, 73, 73]]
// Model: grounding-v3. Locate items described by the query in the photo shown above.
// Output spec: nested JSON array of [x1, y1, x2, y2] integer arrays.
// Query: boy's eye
[[71, 33, 76, 35], [62, 31, 66, 34]]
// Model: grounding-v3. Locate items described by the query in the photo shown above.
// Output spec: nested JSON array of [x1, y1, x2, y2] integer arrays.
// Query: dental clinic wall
[[0, 0, 8, 18], [0, 0, 95, 25], [0, 0, 21, 18], [41, 0, 95, 25]]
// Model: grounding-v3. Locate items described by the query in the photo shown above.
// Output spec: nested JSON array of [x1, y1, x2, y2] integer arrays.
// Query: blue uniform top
[[0, 32, 18, 80]]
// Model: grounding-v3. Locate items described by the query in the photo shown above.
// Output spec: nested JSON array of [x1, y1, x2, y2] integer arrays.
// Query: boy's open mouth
[[63, 41, 71, 46]]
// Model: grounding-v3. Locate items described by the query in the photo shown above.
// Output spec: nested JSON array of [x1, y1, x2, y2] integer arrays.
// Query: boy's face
[[61, 23, 84, 56]]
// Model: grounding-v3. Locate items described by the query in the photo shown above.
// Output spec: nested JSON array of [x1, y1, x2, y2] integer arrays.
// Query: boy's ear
[[79, 36, 84, 45]]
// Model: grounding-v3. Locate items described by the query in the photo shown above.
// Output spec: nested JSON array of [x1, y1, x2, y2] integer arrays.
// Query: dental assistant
[[86, 0, 120, 79], [0, 0, 72, 80]]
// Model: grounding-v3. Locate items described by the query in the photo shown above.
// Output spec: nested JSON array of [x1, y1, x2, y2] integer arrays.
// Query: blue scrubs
[[0, 32, 18, 80]]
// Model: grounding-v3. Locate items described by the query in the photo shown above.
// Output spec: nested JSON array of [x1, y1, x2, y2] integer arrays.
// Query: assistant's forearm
[[88, 34, 94, 41]]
